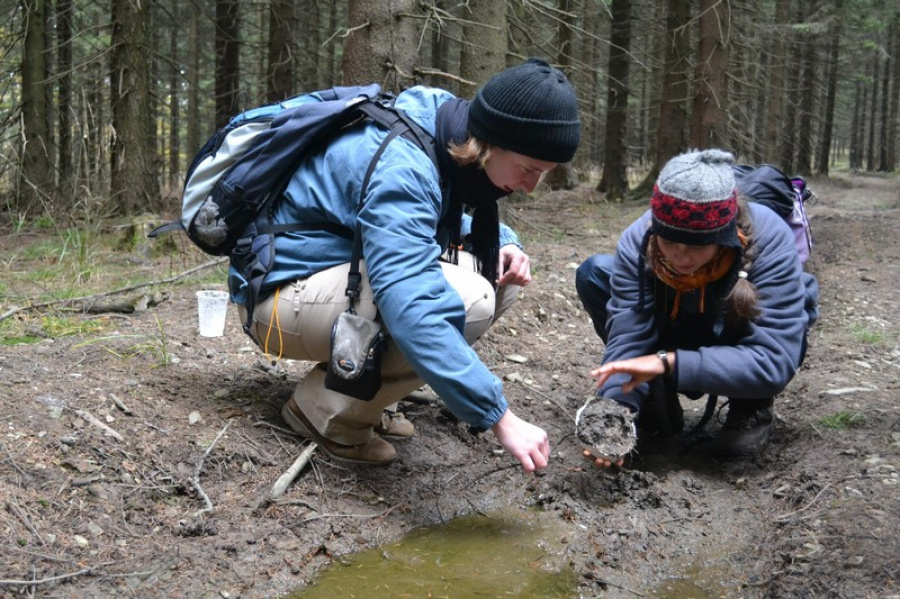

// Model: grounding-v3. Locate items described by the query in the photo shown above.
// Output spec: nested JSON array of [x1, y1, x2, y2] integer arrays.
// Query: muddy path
[[0, 172, 898, 598]]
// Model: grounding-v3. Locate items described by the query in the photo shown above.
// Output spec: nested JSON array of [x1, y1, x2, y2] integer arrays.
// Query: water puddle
[[285, 509, 578, 598], [645, 551, 745, 598]]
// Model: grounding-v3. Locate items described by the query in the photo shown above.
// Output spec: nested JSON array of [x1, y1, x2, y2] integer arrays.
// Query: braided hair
[[721, 201, 760, 327]]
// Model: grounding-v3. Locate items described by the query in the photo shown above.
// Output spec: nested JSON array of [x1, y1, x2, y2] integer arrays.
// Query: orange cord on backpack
[[263, 287, 284, 363]]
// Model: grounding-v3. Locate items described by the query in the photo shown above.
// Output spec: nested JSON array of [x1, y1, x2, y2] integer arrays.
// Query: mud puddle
[[285, 508, 578, 598]]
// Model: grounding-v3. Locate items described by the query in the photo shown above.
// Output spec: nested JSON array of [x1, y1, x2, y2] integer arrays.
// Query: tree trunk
[[459, 0, 508, 97], [878, 20, 892, 171], [168, 0, 181, 197], [343, 0, 421, 90], [888, 12, 900, 171], [325, 0, 339, 87], [764, 0, 791, 164], [19, 0, 53, 214], [815, 0, 841, 176], [648, 0, 691, 183], [778, 1, 804, 172], [865, 55, 878, 171], [689, 0, 731, 149], [578, 3, 598, 165], [795, 0, 817, 177], [598, 0, 632, 200], [849, 80, 864, 170], [187, 9, 202, 157], [268, 0, 295, 101], [215, 0, 241, 128], [110, 0, 159, 215], [56, 0, 74, 200]]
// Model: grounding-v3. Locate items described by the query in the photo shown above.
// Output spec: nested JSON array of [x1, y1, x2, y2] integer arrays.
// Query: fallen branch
[[75, 409, 124, 442], [192, 421, 231, 517], [0, 257, 227, 323], [0, 567, 93, 588], [303, 504, 397, 522], [270, 442, 318, 499], [110, 393, 133, 415], [775, 483, 833, 522], [588, 576, 646, 597]]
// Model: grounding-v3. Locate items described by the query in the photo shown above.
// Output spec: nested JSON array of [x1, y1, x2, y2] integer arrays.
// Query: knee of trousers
[[461, 278, 497, 344]]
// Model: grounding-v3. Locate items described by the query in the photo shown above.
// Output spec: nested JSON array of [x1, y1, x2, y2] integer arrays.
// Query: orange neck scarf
[[647, 234, 743, 319]]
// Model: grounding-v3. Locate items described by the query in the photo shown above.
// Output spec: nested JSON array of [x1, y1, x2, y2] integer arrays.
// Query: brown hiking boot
[[374, 410, 415, 439], [281, 399, 396, 466], [708, 398, 775, 456]]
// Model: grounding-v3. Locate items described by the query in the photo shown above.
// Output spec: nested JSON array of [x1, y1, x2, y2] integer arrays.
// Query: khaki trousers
[[244, 252, 519, 445]]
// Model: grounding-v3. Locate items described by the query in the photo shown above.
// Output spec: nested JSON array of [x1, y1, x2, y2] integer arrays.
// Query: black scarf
[[435, 98, 505, 285]]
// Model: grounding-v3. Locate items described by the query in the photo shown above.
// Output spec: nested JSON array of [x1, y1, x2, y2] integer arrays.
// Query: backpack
[[732, 164, 815, 264], [150, 84, 441, 332]]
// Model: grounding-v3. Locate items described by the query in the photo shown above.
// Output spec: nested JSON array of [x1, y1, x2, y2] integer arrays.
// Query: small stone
[[188, 411, 201, 425], [73, 535, 89, 547], [505, 354, 528, 364]]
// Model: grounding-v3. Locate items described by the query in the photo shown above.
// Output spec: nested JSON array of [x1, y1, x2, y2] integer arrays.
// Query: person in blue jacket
[[575, 149, 819, 468], [229, 58, 580, 469]]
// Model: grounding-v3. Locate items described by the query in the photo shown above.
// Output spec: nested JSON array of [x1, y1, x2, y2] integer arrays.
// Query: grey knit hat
[[468, 58, 581, 163], [650, 148, 740, 247]]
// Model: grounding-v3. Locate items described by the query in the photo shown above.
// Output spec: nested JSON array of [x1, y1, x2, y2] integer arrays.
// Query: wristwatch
[[657, 349, 671, 375]]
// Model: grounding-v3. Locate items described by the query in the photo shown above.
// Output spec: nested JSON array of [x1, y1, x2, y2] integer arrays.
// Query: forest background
[[2, 0, 899, 226], [1, 2, 899, 597]]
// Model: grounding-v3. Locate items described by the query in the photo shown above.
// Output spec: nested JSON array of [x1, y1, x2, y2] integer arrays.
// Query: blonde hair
[[448, 136, 494, 169]]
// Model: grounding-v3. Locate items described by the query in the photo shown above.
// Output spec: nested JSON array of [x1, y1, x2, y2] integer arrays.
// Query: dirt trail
[[0, 172, 898, 598]]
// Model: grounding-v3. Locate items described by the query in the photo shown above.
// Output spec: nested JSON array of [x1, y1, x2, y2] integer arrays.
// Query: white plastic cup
[[196, 290, 229, 337]]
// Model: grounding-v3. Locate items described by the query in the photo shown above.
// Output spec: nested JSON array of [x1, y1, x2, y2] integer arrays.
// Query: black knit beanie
[[468, 58, 581, 163]]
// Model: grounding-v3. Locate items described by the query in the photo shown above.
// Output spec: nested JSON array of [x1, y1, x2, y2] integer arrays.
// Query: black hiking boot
[[707, 398, 775, 456]]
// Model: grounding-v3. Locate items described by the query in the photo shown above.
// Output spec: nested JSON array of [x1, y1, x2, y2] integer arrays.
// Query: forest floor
[[1, 171, 898, 599]]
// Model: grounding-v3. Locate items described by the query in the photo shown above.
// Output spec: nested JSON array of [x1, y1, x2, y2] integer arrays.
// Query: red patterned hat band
[[651, 185, 740, 247], [649, 149, 740, 247]]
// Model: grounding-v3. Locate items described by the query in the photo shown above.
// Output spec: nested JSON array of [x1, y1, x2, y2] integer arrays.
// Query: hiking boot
[[708, 398, 775, 456], [281, 399, 396, 466], [374, 410, 415, 439], [638, 377, 683, 436]]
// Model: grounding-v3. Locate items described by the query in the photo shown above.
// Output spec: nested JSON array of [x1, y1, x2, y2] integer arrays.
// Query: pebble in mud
[[575, 396, 637, 460]]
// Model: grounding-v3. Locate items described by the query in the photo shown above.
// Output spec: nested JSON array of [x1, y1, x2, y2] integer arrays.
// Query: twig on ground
[[1, 441, 28, 477], [270, 442, 317, 499], [9, 497, 45, 546], [75, 409, 124, 442], [589, 577, 646, 596], [464, 496, 492, 519], [775, 483, 833, 522], [472, 462, 521, 482], [517, 384, 576, 422], [0, 257, 227, 322], [110, 393, 133, 415], [303, 504, 397, 522], [0, 567, 93, 588], [192, 421, 231, 517], [269, 498, 318, 510]]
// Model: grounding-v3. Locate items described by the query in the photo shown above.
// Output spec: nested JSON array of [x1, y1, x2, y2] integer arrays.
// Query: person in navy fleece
[[576, 149, 819, 468]]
